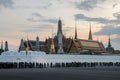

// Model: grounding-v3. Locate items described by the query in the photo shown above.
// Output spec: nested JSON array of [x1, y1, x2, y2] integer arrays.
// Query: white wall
[[0, 51, 120, 63]]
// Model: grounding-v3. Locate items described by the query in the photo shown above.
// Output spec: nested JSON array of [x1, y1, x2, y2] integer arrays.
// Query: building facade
[[19, 19, 106, 54]]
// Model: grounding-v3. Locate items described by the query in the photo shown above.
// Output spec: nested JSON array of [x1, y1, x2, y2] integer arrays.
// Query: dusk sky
[[0, 0, 120, 50]]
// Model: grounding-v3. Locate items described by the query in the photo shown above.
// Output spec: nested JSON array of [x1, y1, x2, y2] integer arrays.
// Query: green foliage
[[93, 52, 101, 55], [0, 49, 4, 55], [80, 50, 92, 55], [80, 50, 101, 55]]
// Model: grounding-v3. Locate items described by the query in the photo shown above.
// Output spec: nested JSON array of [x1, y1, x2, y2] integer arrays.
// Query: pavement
[[0, 67, 120, 80]]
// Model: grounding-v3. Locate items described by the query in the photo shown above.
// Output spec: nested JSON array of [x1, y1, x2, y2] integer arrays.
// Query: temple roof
[[67, 39, 106, 53], [27, 40, 45, 46]]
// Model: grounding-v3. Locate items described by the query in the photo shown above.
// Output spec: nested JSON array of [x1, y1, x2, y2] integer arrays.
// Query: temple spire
[[50, 27, 56, 54], [26, 34, 29, 54], [19, 39, 25, 51], [5, 41, 8, 51], [36, 35, 39, 51], [57, 18, 63, 36], [50, 38, 56, 54], [106, 32, 114, 53], [88, 23, 93, 40], [26, 34, 29, 48], [108, 33, 111, 47], [56, 18, 64, 54], [75, 21, 78, 39]]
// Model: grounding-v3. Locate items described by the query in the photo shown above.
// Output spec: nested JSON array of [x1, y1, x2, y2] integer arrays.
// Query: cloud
[[75, 13, 109, 24], [27, 18, 41, 22], [43, 19, 58, 24], [76, 0, 106, 10], [21, 24, 54, 33], [27, 17, 58, 24], [27, 13, 44, 22], [0, 0, 14, 8], [27, 13, 58, 24], [110, 36, 120, 50], [94, 25, 120, 35], [42, 2, 52, 9], [113, 3, 118, 8], [75, 13, 120, 25], [35, 1, 53, 9], [34, 24, 53, 30], [32, 13, 44, 18], [63, 26, 73, 32], [112, 36, 120, 42], [113, 12, 120, 19]]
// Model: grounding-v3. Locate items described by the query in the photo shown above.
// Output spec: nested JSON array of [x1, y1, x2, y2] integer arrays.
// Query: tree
[[0, 49, 4, 55]]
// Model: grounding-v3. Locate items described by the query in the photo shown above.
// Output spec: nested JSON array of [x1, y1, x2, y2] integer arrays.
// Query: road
[[0, 67, 120, 80]]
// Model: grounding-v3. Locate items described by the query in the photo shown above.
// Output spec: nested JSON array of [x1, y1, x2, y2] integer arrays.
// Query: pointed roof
[[75, 21, 78, 39], [57, 18, 63, 35], [20, 39, 25, 47], [52, 27, 54, 38], [108, 33, 112, 48], [26, 34, 30, 52], [5, 41, 8, 51], [88, 23, 93, 40], [36, 35, 39, 39], [67, 39, 106, 53], [50, 39, 56, 54], [106, 33, 114, 53]]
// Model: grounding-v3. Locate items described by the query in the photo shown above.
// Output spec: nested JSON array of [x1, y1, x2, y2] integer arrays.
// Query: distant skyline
[[0, 0, 120, 50]]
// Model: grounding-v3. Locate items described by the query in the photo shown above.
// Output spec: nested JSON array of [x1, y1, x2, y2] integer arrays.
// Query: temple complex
[[19, 19, 106, 54]]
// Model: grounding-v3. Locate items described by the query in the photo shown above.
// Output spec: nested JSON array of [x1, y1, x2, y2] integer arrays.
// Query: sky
[[0, 0, 120, 50]]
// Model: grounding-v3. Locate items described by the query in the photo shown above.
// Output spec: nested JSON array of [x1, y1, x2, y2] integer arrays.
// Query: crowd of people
[[0, 62, 120, 69]]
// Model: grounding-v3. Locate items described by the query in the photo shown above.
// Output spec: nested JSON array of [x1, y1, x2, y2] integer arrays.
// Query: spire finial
[[59, 17, 61, 20], [27, 33, 29, 41], [75, 20, 78, 39], [57, 17, 63, 36], [52, 27, 54, 38], [88, 23, 93, 40], [26, 33, 29, 54], [37, 33, 38, 38], [108, 32, 111, 47]]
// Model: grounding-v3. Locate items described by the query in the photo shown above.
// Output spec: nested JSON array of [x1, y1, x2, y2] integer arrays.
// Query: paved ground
[[0, 67, 120, 80]]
